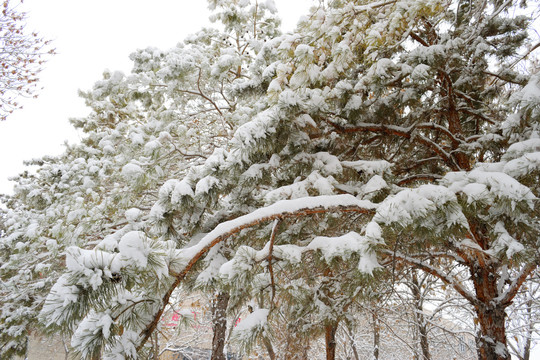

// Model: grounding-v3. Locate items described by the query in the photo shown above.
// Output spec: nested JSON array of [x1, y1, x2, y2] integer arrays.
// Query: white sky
[[0, 0, 313, 194]]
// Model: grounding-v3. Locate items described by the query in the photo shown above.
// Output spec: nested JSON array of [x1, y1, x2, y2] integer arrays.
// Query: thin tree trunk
[[373, 312, 380, 360], [25, 336, 29, 360], [152, 332, 159, 360], [325, 322, 338, 360], [411, 271, 431, 360], [418, 318, 430, 360], [211, 291, 230, 360], [345, 322, 360, 360], [61, 335, 70, 360], [262, 337, 276, 360], [523, 298, 533, 360]]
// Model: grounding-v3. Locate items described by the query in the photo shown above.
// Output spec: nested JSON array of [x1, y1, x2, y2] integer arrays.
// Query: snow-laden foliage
[[1, 0, 539, 359], [0, 0, 281, 357]]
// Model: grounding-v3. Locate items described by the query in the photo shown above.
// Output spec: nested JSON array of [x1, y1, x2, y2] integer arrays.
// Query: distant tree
[[506, 275, 540, 360], [0, 0, 53, 120]]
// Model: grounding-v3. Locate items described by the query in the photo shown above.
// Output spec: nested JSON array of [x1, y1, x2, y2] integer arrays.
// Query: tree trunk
[[470, 261, 510, 360], [211, 291, 230, 360], [418, 320, 430, 360], [61, 335, 70, 360], [325, 322, 338, 360], [468, 222, 512, 360], [152, 332, 159, 360], [523, 298, 533, 360], [262, 337, 276, 360], [475, 303, 510, 360], [372, 312, 380, 360], [410, 271, 431, 360], [345, 322, 360, 360]]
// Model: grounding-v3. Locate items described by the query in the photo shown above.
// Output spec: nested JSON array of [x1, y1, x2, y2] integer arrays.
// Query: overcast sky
[[0, 0, 313, 194]]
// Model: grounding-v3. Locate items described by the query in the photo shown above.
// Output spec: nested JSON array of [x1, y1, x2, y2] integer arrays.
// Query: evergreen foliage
[[1, 0, 539, 359]]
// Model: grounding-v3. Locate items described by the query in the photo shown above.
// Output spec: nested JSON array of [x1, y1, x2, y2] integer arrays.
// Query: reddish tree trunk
[[325, 322, 338, 360], [470, 261, 510, 360], [475, 303, 509, 360]]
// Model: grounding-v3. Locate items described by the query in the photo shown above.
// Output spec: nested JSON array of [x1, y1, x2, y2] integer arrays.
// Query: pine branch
[[268, 219, 280, 305], [137, 195, 376, 351]]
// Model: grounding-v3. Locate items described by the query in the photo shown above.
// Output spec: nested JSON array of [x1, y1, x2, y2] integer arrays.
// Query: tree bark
[[372, 312, 380, 360], [325, 322, 338, 360], [152, 332, 159, 360], [475, 303, 510, 360], [262, 337, 276, 360], [61, 335, 70, 360], [211, 291, 230, 360], [466, 220, 524, 360], [345, 322, 360, 360], [523, 298, 533, 360], [470, 259, 510, 360], [410, 271, 431, 360], [417, 316, 430, 360]]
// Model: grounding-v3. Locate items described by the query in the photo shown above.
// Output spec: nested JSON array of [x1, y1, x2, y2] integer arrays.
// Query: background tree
[[0, 0, 53, 120], [506, 274, 540, 360]]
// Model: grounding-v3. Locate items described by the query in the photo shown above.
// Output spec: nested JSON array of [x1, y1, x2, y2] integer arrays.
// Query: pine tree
[[137, 0, 538, 359], [0, 1, 281, 358], [2, 0, 539, 359]]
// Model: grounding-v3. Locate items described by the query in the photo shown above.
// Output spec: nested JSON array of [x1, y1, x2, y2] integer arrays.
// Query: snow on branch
[[324, 119, 459, 169], [137, 194, 377, 351], [496, 262, 537, 306], [171, 194, 377, 276]]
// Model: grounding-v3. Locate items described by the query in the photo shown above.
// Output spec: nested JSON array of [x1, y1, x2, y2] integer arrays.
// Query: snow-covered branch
[[138, 195, 377, 350]]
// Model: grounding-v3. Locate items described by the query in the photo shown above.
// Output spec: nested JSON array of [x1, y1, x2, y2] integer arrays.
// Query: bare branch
[[381, 249, 478, 305]]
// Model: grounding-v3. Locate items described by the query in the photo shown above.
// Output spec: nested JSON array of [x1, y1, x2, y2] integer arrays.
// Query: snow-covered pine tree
[[254, 1, 538, 359], [0, 1, 281, 358], [4, 0, 540, 360], [135, 0, 538, 359], [258, 1, 539, 359]]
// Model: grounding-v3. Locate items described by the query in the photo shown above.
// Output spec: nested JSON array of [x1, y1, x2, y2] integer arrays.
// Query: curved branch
[[137, 195, 377, 350], [268, 219, 281, 304], [324, 118, 459, 169], [381, 249, 478, 306], [497, 262, 537, 306], [396, 174, 442, 186]]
